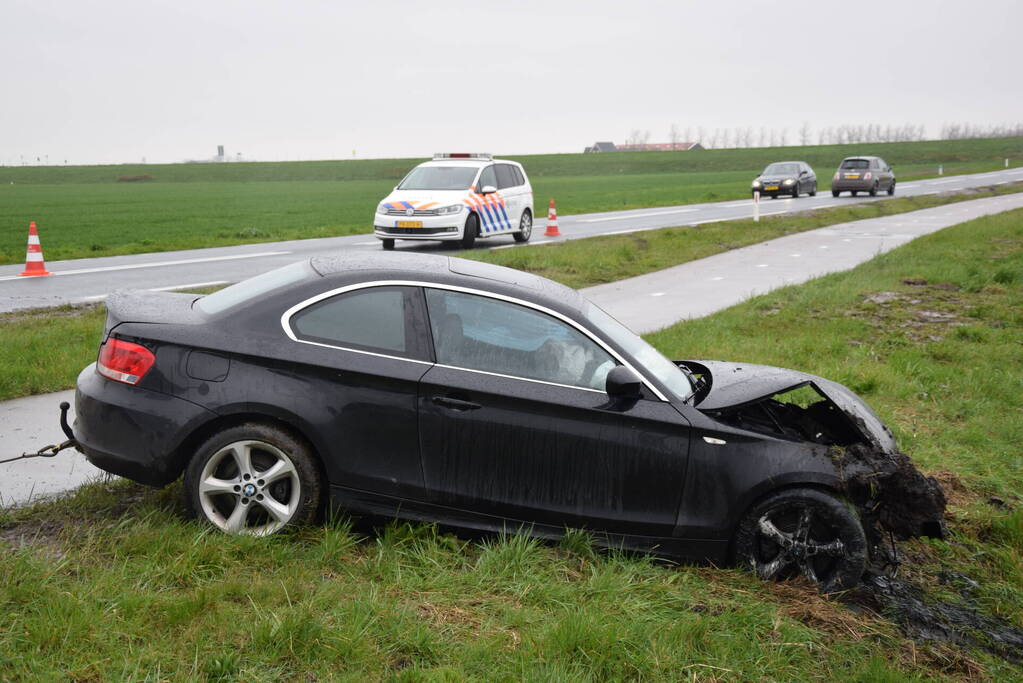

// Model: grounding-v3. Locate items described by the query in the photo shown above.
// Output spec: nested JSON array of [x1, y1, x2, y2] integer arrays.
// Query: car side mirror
[[606, 366, 643, 400], [479, 185, 497, 195], [799, 171, 807, 176]]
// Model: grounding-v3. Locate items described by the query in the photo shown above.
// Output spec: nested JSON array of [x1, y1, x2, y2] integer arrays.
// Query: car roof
[[416, 158, 522, 169], [309, 252, 584, 313], [841, 156, 880, 161]]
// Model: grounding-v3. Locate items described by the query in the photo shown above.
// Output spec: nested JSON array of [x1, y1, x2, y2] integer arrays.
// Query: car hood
[[380, 189, 470, 208], [679, 360, 897, 453]]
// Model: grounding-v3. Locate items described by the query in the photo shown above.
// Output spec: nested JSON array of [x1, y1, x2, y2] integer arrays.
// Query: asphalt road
[[1, 166, 1021, 313], [3, 188, 1022, 506]]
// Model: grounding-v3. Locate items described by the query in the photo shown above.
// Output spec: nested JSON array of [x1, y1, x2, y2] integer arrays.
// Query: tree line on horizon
[[625, 121, 1023, 149]]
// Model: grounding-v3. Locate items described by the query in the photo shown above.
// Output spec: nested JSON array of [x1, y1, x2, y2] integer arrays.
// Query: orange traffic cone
[[18, 221, 52, 277], [544, 199, 562, 237]]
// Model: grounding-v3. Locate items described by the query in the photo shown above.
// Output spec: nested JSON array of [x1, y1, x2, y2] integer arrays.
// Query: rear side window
[[511, 166, 526, 185], [291, 287, 412, 355], [495, 164, 518, 189]]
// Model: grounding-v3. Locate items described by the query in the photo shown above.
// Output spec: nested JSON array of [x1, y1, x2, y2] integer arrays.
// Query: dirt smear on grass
[[846, 572, 1023, 667]]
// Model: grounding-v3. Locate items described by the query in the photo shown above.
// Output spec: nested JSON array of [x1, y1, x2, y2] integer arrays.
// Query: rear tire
[[184, 423, 323, 536], [831, 189, 840, 198], [733, 487, 867, 593], [460, 213, 478, 249], [513, 209, 532, 243], [381, 238, 395, 251], [869, 183, 878, 197]]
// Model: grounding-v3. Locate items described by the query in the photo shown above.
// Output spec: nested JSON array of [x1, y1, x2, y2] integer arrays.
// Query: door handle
[[431, 396, 482, 412]]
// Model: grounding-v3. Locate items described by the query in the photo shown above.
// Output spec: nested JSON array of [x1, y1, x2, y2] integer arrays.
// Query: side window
[[477, 166, 497, 191], [495, 164, 517, 189], [512, 166, 526, 186], [291, 286, 415, 356], [425, 288, 616, 391]]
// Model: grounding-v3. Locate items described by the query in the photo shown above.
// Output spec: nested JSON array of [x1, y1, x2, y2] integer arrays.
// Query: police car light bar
[[433, 153, 492, 160]]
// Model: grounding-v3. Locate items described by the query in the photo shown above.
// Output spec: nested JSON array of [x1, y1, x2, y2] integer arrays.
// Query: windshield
[[196, 260, 311, 315], [398, 166, 478, 191], [841, 159, 870, 169], [584, 302, 694, 401], [763, 163, 800, 176]]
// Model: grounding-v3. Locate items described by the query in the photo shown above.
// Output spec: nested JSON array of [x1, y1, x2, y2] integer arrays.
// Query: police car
[[374, 153, 533, 250]]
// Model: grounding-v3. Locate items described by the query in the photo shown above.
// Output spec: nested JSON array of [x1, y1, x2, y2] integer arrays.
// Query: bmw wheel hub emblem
[[243, 483, 257, 496]]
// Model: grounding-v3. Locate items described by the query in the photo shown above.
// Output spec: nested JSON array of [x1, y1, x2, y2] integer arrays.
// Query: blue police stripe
[[400, 201, 414, 210], [496, 201, 512, 230]]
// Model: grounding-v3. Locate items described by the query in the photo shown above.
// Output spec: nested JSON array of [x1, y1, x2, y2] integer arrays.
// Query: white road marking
[[756, 264, 768, 268], [354, 241, 379, 246], [650, 292, 666, 297], [711, 276, 725, 281], [580, 208, 697, 223], [814, 203, 839, 210], [0, 251, 291, 282], [150, 280, 230, 292], [78, 280, 232, 302]]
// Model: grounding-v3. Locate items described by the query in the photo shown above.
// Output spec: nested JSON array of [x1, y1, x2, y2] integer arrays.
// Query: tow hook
[[0, 401, 79, 465]]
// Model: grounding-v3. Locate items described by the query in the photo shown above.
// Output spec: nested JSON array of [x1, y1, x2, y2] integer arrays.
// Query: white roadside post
[[938, 164, 943, 176], [753, 190, 760, 222], [1007, 158, 1011, 168]]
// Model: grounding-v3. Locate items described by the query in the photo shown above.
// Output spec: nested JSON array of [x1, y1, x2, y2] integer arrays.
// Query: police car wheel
[[513, 210, 532, 243], [461, 214, 478, 249], [381, 238, 395, 250]]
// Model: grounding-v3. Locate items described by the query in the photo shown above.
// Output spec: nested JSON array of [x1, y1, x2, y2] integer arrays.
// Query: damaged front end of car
[[680, 360, 947, 547]]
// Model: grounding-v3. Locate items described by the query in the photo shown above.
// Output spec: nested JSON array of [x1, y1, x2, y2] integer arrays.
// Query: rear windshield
[[841, 159, 870, 169], [763, 163, 800, 175], [196, 261, 311, 315], [398, 166, 479, 191]]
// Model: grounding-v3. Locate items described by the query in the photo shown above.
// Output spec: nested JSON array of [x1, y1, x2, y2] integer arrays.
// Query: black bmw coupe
[[74, 252, 943, 592]]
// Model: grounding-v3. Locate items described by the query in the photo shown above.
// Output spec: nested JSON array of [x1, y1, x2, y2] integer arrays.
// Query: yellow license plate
[[764, 185, 779, 191], [845, 174, 860, 179], [396, 221, 423, 228]]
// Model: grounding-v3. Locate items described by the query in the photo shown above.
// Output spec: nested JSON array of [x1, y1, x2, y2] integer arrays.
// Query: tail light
[[864, 172, 873, 180], [833, 172, 840, 180], [98, 338, 156, 385]]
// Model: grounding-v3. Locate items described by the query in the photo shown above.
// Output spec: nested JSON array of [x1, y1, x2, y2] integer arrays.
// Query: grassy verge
[[462, 182, 1023, 289], [2, 137, 1020, 264], [1, 203, 1022, 680]]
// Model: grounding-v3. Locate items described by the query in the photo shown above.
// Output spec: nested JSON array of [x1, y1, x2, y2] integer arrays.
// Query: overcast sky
[[2, 0, 1020, 165]]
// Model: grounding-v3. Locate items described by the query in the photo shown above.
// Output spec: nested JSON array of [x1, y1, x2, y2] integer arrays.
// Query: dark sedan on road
[[831, 156, 896, 197], [751, 161, 817, 199], [73, 252, 942, 592]]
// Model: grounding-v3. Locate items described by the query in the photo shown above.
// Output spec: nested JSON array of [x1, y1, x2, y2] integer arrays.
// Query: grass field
[[2, 207, 1021, 679], [1, 137, 1020, 264]]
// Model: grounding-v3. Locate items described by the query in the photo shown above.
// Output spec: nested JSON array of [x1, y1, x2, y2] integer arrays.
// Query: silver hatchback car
[[831, 156, 895, 197]]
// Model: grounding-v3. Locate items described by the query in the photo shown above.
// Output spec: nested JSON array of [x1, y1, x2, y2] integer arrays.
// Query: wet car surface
[[74, 252, 944, 592]]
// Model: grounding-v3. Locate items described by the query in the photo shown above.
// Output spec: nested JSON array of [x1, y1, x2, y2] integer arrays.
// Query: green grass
[[2, 137, 1020, 264], [2, 203, 1022, 679]]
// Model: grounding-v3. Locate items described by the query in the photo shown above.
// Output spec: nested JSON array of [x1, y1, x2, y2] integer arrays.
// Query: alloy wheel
[[197, 439, 301, 536]]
